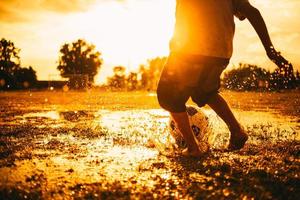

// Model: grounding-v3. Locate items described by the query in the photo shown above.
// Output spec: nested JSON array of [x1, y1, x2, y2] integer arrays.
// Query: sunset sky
[[0, 0, 299, 84]]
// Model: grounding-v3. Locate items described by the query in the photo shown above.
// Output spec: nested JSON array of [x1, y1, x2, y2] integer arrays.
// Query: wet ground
[[0, 90, 299, 199]]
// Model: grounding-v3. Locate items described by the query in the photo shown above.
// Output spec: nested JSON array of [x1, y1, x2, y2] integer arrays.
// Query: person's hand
[[266, 46, 294, 74]]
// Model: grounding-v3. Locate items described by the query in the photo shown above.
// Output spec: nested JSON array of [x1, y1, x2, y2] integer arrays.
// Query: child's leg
[[157, 60, 203, 156], [207, 93, 248, 150], [170, 111, 202, 156], [207, 93, 240, 132]]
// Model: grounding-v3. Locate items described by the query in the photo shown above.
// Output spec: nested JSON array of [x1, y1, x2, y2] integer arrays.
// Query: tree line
[[0, 38, 37, 89], [222, 63, 300, 91], [0, 38, 102, 90], [1, 37, 299, 91], [107, 60, 300, 92], [106, 57, 167, 91]]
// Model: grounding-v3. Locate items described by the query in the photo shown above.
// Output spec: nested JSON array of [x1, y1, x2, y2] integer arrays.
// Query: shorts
[[157, 52, 229, 113]]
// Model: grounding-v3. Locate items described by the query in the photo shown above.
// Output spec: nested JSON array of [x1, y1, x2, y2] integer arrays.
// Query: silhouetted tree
[[138, 65, 149, 89], [223, 63, 270, 90], [0, 38, 37, 90], [107, 66, 126, 89], [223, 63, 298, 91], [138, 57, 167, 90], [223, 63, 269, 91], [57, 39, 102, 84], [295, 70, 300, 88], [0, 38, 20, 89], [0, 38, 20, 73], [0, 70, 15, 89], [127, 72, 138, 90], [14, 66, 37, 89]]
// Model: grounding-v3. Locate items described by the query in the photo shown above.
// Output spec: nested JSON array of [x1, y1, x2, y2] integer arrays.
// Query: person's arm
[[239, 3, 293, 72]]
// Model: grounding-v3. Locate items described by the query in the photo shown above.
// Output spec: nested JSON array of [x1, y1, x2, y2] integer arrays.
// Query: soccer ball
[[169, 105, 211, 152]]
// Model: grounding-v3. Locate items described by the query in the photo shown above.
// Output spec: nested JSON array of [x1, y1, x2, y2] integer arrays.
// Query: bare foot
[[228, 126, 248, 151], [181, 147, 203, 157]]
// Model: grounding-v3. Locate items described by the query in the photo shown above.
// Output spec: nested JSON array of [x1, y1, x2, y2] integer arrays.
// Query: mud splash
[[0, 91, 299, 199], [12, 108, 300, 147]]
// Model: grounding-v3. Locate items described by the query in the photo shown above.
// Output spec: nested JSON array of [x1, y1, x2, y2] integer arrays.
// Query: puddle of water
[[4, 107, 298, 161], [100, 146, 158, 179], [0, 143, 159, 188], [10, 107, 299, 147], [91, 108, 299, 149], [203, 109, 299, 147], [22, 111, 61, 120], [0, 107, 299, 199]]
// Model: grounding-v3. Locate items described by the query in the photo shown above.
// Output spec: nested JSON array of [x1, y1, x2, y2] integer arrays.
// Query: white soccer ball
[[169, 105, 211, 152]]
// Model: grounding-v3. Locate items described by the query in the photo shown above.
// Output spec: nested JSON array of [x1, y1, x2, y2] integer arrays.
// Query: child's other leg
[[170, 111, 203, 157], [157, 54, 204, 156], [157, 79, 202, 156], [207, 93, 248, 150]]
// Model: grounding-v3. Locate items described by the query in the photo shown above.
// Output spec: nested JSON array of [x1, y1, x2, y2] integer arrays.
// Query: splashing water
[[0, 93, 299, 199]]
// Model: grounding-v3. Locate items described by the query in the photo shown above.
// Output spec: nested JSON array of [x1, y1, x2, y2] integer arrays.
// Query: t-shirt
[[170, 0, 249, 58]]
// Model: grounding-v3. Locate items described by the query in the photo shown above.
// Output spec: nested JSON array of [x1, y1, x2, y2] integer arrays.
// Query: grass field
[[0, 90, 299, 199]]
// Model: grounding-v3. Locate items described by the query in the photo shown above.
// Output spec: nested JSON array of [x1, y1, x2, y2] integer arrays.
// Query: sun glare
[[64, 0, 175, 83]]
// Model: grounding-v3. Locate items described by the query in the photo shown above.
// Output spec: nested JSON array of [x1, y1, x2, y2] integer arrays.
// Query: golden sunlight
[[63, 1, 176, 83], [1, 0, 300, 83], [0, 1, 300, 198]]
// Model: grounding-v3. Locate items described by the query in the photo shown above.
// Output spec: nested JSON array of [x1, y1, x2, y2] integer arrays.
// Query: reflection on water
[[203, 109, 299, 147], [94, 109, 169, 143], [22, 110, 93, 122], [0, 107, 299, 198], [101, 146, 158, 179], [15, 108, 300, 147], [22, 111, 61, 120]]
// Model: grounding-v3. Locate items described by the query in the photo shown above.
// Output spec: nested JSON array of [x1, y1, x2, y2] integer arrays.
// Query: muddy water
[[13, 107, 300, 146], [0, 107, 299, 199], [0, 91, 299, 199]]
